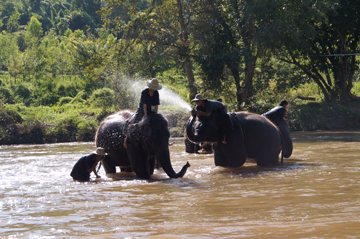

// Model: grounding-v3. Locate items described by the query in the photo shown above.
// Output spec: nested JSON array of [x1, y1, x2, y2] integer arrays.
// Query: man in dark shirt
[[70, 147, 106, 181], [191, 94, 230, 144], [124, 78, 162, 148], [262, 100, 288, 126]]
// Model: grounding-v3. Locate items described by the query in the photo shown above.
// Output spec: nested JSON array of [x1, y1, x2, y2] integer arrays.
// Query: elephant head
[[126, 114, 190, 178], [186, 111, 222, 144]]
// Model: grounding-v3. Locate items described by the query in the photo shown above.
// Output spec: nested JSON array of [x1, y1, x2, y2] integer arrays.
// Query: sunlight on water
[[1, 131, 360, 238], [131, 80, 192, 111]]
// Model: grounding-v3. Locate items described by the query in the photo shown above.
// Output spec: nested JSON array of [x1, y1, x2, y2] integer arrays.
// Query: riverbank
[[1, 101, 359, 145]]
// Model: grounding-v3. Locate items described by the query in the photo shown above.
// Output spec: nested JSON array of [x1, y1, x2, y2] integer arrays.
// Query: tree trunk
[[228, 65, 242, 111], [177, 0, 196, 101], [184, 59, 196, 100]]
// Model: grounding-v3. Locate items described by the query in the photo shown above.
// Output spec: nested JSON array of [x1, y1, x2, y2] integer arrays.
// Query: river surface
[[1, 131, 360, 238]]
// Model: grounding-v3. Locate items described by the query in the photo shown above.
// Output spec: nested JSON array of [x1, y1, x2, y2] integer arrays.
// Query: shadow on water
[[216, 159, 324, 178], [91, 171, 199, 185]]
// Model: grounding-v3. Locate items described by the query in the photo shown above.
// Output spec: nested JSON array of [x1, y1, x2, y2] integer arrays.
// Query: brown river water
[[1, 131, 360, 238]]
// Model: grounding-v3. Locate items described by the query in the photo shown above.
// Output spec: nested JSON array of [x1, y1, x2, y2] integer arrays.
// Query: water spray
[[131, 81, 192, 112]]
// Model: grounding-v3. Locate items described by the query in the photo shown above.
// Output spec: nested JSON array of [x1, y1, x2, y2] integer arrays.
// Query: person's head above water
[[147, 78, 162, 90]]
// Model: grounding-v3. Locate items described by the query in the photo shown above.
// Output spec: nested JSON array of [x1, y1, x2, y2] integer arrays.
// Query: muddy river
[[1, 131, 360, 238]]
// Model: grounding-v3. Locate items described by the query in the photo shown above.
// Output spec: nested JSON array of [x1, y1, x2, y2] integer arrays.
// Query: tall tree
[[266, 0, 360, 102], [101, 0, 199, 100], [194, 0, 267, 109]]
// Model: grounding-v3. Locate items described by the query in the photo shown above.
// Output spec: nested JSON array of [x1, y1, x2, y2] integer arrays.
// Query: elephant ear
[[208, 110, 221, 131], [127, 124, 142, 142]]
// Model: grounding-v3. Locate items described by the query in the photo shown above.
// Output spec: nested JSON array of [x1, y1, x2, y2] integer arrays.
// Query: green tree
[[265, 0, 360, 102], [7, 11, 21, 32], [101, 0, 200, 100], [71, 0, 101, 26], [26, 16, 43, 42], [0, 31, 20, 71], [69, 33, 117, 87], [0, 0, 16, 31]]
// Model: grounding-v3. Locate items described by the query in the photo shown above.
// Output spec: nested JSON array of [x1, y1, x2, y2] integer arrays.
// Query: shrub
[[0, 86, 14, 104], [15, 84, 32, 99], [21, 120, 46, 144], [52, 114, 79, 142], [76, 118, 97, 141], [39, 92, 60, 106], [88, 88, 114, 108], [70, 91, 86, 104], [59, 97, 73, 105], [56, 81, 78, 97]]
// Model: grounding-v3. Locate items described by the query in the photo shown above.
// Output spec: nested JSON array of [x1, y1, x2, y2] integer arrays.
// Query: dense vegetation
[[0, 0, 360, 144]]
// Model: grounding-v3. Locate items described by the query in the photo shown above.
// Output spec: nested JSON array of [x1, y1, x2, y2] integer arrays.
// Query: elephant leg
[[270, 150, 282, 166], [257, 147, 279, 166], [256, 153, 271, 166], [213, 140, 247, 167], [149, 156, 156, 175], [120, 166, 133, 172], [102, 155, 116, 174], [127, 146, 151, 178]]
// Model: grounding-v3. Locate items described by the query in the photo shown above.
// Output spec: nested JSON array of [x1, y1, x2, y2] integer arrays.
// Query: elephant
[[95, 110, 190, 179], [186, 111, 292, 167], [185, 137, 213, 154]]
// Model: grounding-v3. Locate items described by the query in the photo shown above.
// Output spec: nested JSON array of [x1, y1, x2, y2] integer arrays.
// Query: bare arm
[[143, 104, 147, 116], [195, 110, 211, 117], [87, 156, 102, 178]]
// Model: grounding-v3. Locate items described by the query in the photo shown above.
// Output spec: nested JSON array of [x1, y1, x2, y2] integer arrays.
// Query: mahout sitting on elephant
[[95, 110, 190, 179], [262, 100, 293, 158], [186, 110, 292, 167]]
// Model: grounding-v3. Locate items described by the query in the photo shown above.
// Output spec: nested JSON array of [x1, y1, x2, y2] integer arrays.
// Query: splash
[[131, 81, 192, 111]]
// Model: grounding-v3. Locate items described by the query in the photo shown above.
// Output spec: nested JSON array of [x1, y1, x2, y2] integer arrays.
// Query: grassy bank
[[1, 100, 360, 145]]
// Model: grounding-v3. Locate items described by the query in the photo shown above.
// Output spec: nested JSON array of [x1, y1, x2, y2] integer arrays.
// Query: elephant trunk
[[157, 148, 190, 178], [186, 115, 202, 143]]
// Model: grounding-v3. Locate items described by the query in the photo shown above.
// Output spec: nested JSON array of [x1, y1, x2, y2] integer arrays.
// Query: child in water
[[70, 147, 106, 181]]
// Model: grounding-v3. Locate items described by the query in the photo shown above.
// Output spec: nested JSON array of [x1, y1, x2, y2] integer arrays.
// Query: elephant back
[[95, 110, 134, 151]]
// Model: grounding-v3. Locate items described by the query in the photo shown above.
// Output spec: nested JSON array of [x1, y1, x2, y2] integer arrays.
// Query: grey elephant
[[186, 111, 292, 167], [95, 110, 190, 179]]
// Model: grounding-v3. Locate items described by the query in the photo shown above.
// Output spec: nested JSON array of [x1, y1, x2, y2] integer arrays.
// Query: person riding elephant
[[262, 100, 293, 158], [124, 78, 162, 149], [186, 110, 292, 167], [191, 94, 231, 144], [262, 99, 288, 126], [95, 110, 190, 179]]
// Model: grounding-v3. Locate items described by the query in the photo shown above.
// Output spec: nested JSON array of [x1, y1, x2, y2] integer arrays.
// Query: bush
[[88, 88, 114, 108], [52, 114, 79, 142], [70, 91, 86, 104], [77, 118, 97, 141], [59, 97, 73, 105], [20, 120, 46, 144], [56, 81, 79, 97], [287, 101, 360, 131], [15, 84, 32, 99], [39, 92, 60, 106], [0, 86, 14, 104]]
